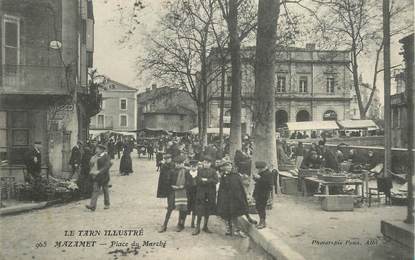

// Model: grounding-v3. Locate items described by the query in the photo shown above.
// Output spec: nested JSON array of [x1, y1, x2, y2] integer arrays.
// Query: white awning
[[89, 129, 136, 138], [337, 120, 379, 130], [286, 121, 339, 131], [190, 127, 230, 135]]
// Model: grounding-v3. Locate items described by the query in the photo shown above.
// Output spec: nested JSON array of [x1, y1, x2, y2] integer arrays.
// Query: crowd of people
[[154, 136, 274, 237]]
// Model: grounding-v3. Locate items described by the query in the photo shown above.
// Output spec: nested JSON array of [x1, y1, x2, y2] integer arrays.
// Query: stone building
[[137, 85, 197, 132], [89, 79, 137, 135], [0, 0, 99, 177], [391, 34, 414, 148], [207, 44, 352, 135]]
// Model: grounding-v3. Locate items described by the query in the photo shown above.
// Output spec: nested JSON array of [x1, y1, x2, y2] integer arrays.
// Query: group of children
[[156, 152, 274, 237]]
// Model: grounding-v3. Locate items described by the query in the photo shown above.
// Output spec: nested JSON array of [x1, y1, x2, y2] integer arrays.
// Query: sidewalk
[[240, 194, 412, 260], [0, 199, 62, 216]]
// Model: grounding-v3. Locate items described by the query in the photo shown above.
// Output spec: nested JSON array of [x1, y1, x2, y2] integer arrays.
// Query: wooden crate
[[281, 177, 299, 195], [320, 195, 354, 211]]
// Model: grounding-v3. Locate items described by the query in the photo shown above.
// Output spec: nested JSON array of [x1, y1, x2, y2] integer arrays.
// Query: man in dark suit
[[24, 141, 42, 200], [253, 161, 274, 229], [68, 141, 82, 180], [86, 144, 112, 211], [24, 141, 42, 183]]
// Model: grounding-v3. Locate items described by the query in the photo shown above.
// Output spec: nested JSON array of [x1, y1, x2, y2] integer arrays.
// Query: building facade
[[391, 34, 414, 148], [207, 44, 353, 135], [89, 79, 137, 134], [0, 0, 99, 177], [137, 85, 197, 132]]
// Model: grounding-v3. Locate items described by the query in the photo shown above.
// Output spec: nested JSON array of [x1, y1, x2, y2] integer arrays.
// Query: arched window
[[323, 110, 337, 121], [296, 110, 311, 122], [275, 110, 288, 128]]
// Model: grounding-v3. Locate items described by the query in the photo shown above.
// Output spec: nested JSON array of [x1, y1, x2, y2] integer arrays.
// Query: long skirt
[[120, 154, 133, 175]]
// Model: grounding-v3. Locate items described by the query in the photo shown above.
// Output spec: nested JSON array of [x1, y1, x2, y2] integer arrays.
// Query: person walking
[[192, 155, 218, 236], [86, 144, 112, 211], [107, 139, 116, 160], [116, 139, 124, 159], [119, 144, 133, 176], [252, 161, 274, 229]]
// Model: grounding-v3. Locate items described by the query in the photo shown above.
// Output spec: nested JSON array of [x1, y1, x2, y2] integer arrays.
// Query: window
[[2, 15, 20, 73], [276, 76, 286, 93], [180, 115, 185, 121], [120, 115, 128, 127], [101, 100, 105, 109], [326, 77, 335, 93], [392, 108, 399, 128], [299, 76, 308, 93], [0, 111, 7, 161], [97, 115, 105, 128], [120, 99, 127, 110], [82, 19, 87, 44]]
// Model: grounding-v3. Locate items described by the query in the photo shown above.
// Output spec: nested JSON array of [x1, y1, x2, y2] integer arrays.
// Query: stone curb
[[238, 216, 306, 260], [0, 199, 62, 216]]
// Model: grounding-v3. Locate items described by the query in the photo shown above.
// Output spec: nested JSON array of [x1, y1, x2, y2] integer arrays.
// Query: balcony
[[1, 65, 70, 95]]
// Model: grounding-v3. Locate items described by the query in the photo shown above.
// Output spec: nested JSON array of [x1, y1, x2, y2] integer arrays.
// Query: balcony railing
[[1, 64, 70, 95]]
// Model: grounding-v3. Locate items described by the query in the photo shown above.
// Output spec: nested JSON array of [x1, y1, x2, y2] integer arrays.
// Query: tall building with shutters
[[0, 0, 99, 178]]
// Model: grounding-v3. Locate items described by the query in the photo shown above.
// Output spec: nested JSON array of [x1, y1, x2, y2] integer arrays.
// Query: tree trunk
[[351, 49, 366, 119], [219, 64, 226, 153], [252, 0, 280, 188], [201, 49, 209, 148], [228, 0, 242, 160]]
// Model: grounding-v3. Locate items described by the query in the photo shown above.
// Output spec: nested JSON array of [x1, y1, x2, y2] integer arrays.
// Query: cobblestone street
[[0, 155, 268, 260]]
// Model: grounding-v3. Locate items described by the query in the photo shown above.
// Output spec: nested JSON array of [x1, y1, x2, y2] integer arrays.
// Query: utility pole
[[383, 0, 392, 175]]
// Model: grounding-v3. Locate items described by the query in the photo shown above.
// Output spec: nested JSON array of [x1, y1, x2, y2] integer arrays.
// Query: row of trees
[[120, 0, 412, 174]]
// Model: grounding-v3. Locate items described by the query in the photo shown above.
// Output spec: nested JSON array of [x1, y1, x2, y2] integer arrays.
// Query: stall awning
[[285, 121, 339, 131], [337, 120, 379, 130], [190, 127, 230, 135], [128, 128, 170, 135], [89, 129, 136, 138]]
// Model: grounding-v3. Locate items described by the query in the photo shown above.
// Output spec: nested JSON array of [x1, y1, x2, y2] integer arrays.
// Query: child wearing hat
[[253, 161, 274, 229], [216, 160, 249, 237], [192, 155, 218, 235], [159, 155, 192, 232]]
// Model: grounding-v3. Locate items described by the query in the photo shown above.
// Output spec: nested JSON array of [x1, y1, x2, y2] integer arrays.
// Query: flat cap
[[255, 161, 267, 169]]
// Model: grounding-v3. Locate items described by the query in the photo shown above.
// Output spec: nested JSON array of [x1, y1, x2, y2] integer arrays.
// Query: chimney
[[151, 83, 157, 90], [306, 43, 316, 50]]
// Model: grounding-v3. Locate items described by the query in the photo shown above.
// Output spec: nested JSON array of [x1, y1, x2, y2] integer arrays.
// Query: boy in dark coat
[[253, 161, 274, 229], [24, 141, 42, 200], [217, 160, 248, 237], [192, 155, 218, 235], [86, 144, 113, 211], [157, 154, 174, 198], [69, 141, 82, 180]]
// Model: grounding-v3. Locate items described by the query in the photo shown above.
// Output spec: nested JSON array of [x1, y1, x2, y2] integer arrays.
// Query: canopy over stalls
[[285, 121, 339, 131], [89, 130, 136, 139], [190, 127, 230, 135], [337, 120, 379, 130], [129, 128, 170, 135]]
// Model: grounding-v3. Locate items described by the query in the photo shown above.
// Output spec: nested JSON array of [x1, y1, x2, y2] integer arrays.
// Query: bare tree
[[139, 0, 221, 146]]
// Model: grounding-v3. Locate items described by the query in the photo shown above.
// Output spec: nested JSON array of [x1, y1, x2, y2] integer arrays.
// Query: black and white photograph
[[0, 0, 414, 259]]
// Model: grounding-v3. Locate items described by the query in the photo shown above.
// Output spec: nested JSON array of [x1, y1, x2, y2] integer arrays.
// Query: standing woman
[[216, 160, 248, 237], [119, 143, 133, 176], [193, 155, 218, 235]]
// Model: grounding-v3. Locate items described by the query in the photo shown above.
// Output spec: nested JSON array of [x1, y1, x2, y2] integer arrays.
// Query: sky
[[93, 0, 412, 101]]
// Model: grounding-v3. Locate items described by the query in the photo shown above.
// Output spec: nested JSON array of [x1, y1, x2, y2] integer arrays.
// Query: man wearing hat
[[86, 144, 112, 211], [24, 141, 42, 200], [68, 140, 83, 180], [253, 161, 274, 229], [157, 153, 174, 199]]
